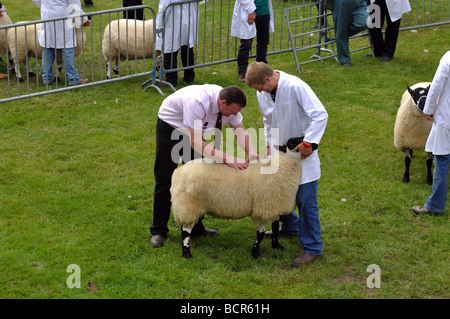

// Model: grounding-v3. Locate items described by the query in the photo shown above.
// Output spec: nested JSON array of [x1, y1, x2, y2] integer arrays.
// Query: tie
[[214, 112, 222, 149]]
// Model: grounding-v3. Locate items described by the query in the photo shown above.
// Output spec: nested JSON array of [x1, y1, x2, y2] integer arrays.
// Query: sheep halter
[[411, 95, 426, 112]]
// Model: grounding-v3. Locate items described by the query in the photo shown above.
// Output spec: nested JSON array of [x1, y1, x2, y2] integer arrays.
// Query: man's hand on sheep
[[425, 113, 434, 121], [293, 141, 313, 160]]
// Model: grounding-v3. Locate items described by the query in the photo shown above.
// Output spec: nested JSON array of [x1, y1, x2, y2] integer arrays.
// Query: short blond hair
[[246, 62, 274, 87]]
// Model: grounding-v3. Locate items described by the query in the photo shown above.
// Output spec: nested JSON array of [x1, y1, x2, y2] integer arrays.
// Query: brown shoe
[[238, 74, 246, 83], [150, 235, 164, 248], [0, 73, 8, 80], [291, 252, 322, 267], [412, 204, 443, 216], [77, 78, 89, 85]]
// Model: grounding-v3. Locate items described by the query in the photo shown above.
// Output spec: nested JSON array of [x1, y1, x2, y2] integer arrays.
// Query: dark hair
[[219, 86, 247, 108]]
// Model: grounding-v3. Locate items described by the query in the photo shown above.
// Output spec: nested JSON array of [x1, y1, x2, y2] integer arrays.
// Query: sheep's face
[[408, 85, 430, 111]]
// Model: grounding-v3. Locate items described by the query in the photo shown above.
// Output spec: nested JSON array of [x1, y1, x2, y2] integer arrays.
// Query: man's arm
[[188, 127, 249, 170]]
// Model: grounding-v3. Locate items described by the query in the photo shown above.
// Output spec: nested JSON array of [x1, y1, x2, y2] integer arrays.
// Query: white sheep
[[170, 140, 303, 259], [0, 2, 12, 57], [394, 82, 434, 184], [102, 19, 154, 79], [7, 23, 86, 82]]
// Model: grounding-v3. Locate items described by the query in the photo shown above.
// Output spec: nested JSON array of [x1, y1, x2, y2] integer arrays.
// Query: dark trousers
[[151, 118, 204, 236], [368, 0, 401, 58], [164, 46, 195, 87], [237, 14, 270, 76], [123, 0, 145, 20]]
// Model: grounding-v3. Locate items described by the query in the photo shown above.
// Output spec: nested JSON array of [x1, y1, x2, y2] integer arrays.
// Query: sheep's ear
[[407, 86, 413, 95]]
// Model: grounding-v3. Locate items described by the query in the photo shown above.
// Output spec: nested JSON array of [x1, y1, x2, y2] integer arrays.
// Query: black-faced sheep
[[394, 82, 434, 184], [102, 19, 154, 79], [170, 139, 303, 259], [7, 23, 86, 82]]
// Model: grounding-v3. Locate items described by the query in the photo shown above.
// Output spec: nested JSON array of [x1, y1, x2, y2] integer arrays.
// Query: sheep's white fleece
[[171, 151, 302, 229], [102, 19, 154, 78], [394, 82, 433, 151]]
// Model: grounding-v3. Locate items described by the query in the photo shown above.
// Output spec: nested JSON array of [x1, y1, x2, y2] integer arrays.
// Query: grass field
[[0, 1, 449, 300]]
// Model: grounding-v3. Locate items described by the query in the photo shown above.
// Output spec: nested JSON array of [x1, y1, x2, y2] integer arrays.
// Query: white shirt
[[424, 51, 450, 155], [158, 84, 243, 135], [257, 71, 328, 184], [231, 0, 274, 40], [370, 0, 411, 22], [33, 0, 86, 49], [155, 0, 199, 53]]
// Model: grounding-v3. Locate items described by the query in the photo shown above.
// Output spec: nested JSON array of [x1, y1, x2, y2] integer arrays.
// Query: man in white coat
[[33, 0, 90, 85], [155, 0, 198, 87], [412, 51, 450, 217], [368, 0, 411, 61], [246, 62, 328, 265], [231, 0, 274, 83]]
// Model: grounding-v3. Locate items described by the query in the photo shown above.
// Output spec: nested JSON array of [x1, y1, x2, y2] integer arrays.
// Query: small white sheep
[[102, 19, 154, 79], [394, 82, 434, 184], [170, 140, 303, 259], [7, 23, 86, 82], [0, 2, 12, 57]]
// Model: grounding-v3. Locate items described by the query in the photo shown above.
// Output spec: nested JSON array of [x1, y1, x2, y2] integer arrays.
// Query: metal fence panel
[[1, 1, 449, 102], [0, 5, 158, 103]]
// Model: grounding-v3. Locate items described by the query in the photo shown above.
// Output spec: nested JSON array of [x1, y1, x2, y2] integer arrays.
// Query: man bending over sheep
[[246, 62, 328, 266], [151, 85, 259, 248]]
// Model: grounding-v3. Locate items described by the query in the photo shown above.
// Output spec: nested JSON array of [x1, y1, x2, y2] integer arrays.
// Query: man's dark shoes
[[150, 235, 164, 248]]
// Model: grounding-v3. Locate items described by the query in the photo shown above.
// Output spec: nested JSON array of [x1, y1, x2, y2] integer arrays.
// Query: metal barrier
[[0, 5, 158, 103], [1, 1, 450, 102]]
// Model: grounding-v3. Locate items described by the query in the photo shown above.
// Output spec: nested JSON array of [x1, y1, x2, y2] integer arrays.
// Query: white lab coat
[[231, 0, 274, 40], [384, 0, 411, 22], [424, 51, 450, 156], [33, 0, 86, 49], [155, 0, 199, 53], [257, 71, 328, 184]]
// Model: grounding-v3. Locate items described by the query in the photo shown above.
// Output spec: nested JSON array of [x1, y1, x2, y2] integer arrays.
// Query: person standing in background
[[123, 0, 145, 20], [155, 0, 198, 88], [231, 0, 274, 83], [367, 0, 411, 61], [33, 0, 90, 85]]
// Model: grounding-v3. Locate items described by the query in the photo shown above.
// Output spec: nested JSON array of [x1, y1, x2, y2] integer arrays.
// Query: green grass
[[0, 1, 449, 299]]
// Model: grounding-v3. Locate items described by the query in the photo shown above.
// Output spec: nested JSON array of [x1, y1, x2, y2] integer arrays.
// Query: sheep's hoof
[[182, 249, 193, 259], [18, 77, 24, 82], [113, 69, 119, 75], [28, 72, 36, 77], [427, 177, 433, 185], [251, 248, 261, 259], [403, 176, 410, 183], [272, 241, 285, 251]]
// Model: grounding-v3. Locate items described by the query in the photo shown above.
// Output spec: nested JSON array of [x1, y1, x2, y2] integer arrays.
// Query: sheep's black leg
[[271, 220, 285, 251], [426, 153, 434, 185], [251, 227, 265, 259], [181, 226, 193, 258], [403, 149, 412, 183]]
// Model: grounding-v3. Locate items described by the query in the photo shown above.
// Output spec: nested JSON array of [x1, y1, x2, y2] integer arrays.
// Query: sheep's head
[[408, 85, 430, 112]]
